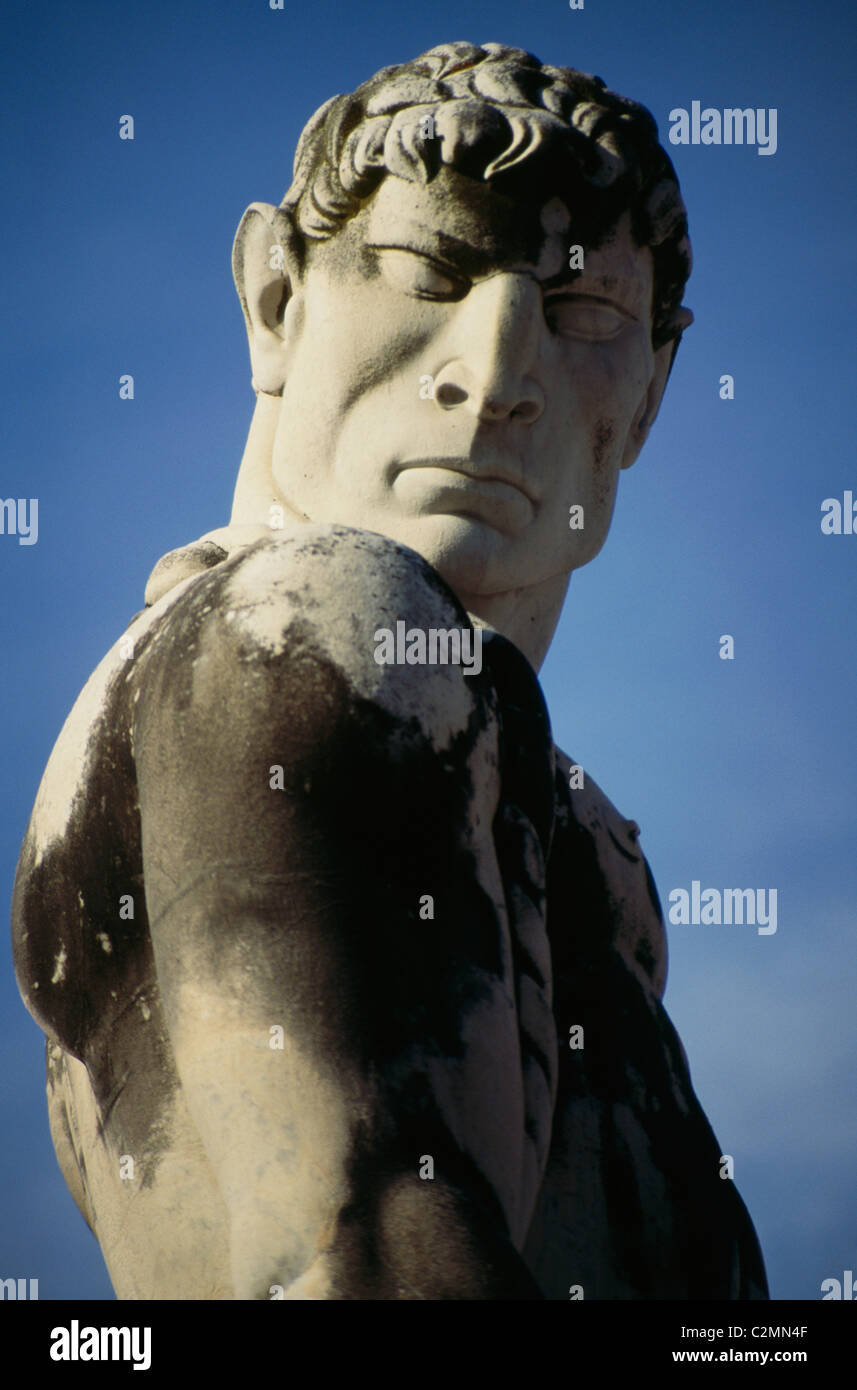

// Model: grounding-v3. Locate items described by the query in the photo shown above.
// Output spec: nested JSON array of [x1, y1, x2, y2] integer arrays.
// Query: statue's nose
[[432, 273, 545, 423]]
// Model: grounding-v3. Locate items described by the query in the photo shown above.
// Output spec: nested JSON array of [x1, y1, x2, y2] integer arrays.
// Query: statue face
[[270, 164, 660, 599]]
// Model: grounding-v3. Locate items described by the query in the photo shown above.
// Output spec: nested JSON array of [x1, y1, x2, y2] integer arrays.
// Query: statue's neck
[[230, 393, 286, 525], [456, 580, 568, 674]]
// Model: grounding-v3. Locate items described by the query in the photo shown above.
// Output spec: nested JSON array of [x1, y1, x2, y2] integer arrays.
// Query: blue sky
[[1, 0, 854, 1300]]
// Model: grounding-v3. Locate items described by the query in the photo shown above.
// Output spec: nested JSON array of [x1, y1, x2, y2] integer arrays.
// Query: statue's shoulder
[[550, 746, 668, 999], [12, 521, 475, 1047], [18, 527, 270, 866], [11, 543, 231, 1050], [141, 525, 269, 605], [141, 521, 425, 607], [15, 540, 221, 881]]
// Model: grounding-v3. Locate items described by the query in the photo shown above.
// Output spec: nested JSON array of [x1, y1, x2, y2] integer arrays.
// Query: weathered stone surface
[[12, 40, 766, 1299]]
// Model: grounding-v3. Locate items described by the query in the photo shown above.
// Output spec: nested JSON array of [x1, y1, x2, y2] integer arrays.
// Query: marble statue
[[12, 41, 768, 1300]]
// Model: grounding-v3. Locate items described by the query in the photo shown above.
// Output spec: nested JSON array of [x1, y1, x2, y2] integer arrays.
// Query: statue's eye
[[544, 297, 631, 340], [373, 247, 466, 300]]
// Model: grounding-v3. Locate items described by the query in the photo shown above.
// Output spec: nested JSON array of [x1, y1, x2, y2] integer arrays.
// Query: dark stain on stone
[[591, 417, 615, 512]]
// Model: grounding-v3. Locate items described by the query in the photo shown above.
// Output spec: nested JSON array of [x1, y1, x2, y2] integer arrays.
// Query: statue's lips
[[393, 462, 534, 537], [395, 459, 537, 506]]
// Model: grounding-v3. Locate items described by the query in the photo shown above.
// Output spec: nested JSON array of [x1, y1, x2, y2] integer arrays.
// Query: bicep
[[131, 533, 548, 1285]]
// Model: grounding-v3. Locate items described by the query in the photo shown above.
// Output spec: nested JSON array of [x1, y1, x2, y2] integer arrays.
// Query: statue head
[[231, 41, 693, 624]]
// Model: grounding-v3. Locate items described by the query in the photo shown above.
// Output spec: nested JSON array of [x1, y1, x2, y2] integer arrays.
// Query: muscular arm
[[133, 527, 556, 1299]]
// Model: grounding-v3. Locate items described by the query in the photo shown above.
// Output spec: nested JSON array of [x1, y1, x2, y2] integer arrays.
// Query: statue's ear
[[232, 203, 304, 395], [620, 305, 694, 470]]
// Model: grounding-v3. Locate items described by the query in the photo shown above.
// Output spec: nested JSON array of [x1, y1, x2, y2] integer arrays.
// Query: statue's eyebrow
[[539, 267, 586, 292]]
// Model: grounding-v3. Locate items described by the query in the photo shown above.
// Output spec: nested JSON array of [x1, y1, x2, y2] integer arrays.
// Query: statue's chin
[[381, 525, 579, 611]]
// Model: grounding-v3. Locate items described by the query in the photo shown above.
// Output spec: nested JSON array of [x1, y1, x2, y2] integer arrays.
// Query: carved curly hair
[[280, 41, 692, 354]]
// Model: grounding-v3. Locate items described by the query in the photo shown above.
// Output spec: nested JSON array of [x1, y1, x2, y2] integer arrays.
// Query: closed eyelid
[[367, 243, 470, 281], [367, 247, 639, 321], [543, 290, 638, 319]]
